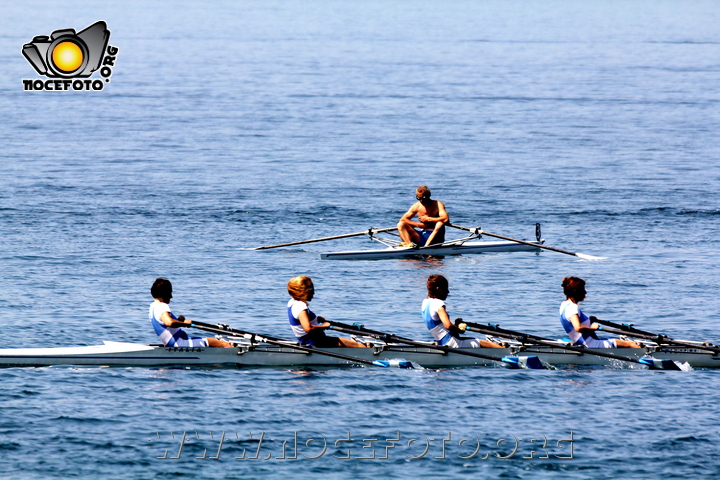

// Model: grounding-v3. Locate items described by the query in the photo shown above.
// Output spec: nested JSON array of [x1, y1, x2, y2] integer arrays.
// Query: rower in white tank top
[[421, 274, 502, 349]]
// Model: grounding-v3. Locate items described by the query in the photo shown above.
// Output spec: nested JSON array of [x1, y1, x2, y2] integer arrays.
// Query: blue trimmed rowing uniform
[[149, 300, 208, 348], [288, 299, 333, 347], [422, 298, 453, 345], [421, 298, 485, 348], [559, 300, 616, 348]]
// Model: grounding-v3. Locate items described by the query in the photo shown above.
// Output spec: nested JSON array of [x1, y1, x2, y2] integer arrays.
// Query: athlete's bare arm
[[418, 200, 449, 226], [399, 202, 426, 229]]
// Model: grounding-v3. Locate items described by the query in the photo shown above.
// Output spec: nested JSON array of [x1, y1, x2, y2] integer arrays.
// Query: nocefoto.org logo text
[[22, 20, 119, 91]]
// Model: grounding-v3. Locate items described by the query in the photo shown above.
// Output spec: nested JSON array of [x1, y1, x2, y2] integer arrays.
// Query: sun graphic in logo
[[51, 41, 84, 73]]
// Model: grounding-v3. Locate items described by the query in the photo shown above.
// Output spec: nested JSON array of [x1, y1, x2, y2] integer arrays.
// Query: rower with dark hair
[[397, 185, 449, 247], [287, 276, 367, 348], [149, 278, 232, 348], [422, 274, 502, 348], [559, 276, 639, 348]]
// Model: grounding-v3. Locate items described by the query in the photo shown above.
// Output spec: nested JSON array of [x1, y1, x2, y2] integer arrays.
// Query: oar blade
[[372, 359, 414, 369], [391, 359, 415, 369], [638, 358, 682, 371], [575, 253, 607, 261], [501, 356, 544, 370], [500, 356, 520, 368], [523, 356, 545, 370]]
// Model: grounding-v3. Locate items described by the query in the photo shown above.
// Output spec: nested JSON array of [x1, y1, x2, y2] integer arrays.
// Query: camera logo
[[22, 21, 119, 91]]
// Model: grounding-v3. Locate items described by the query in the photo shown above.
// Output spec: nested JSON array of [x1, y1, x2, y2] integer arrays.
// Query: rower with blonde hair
[[287, 276, 367, 348]]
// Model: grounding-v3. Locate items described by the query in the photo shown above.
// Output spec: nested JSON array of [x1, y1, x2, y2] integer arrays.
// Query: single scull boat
[[320, 239, 543, 260], [254, 224, 568, 261], [320, 224, 544, 260]]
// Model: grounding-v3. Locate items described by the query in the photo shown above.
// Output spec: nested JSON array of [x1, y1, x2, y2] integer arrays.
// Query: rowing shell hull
[[319, 240, 543, 260], [0, 341, 718, 368]]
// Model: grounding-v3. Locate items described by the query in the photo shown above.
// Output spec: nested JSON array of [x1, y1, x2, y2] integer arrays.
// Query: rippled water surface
[[1, 1, 719, 478]]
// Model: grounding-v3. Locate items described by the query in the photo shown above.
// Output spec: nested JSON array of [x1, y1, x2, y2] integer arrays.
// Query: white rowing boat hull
[[320, 240, 543, 260], [0, 341, 718, 368]]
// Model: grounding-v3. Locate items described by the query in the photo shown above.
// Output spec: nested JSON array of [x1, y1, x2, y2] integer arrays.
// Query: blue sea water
[[1, 0, 720, 478]]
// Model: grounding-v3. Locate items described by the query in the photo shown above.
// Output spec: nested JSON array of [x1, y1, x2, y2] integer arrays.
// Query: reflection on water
[[399, 256, 447, 269]]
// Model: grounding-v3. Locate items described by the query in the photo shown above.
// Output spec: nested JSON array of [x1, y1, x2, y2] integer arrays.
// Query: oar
[[326, 321, 544, 369], [447, 223, 606, 261], [593, 319, 720, 355], [253, 227, 398, 250], [461, 321, 681, 370], [184, 320, 412, 368]]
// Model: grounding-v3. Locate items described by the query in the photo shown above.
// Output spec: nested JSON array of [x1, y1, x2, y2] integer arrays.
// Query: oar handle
[[594, 319, 657, 337], [253, 227, 398, 250], [461, 321, 681, 369], [463, 322, 555, 347], [327, 321, 392, 339], [595, 323, 720, 354], [327, 321, 521, 365], [188, 321, 392, 367], [597, 325, 646, 337], [189, 320, 287, 343]]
